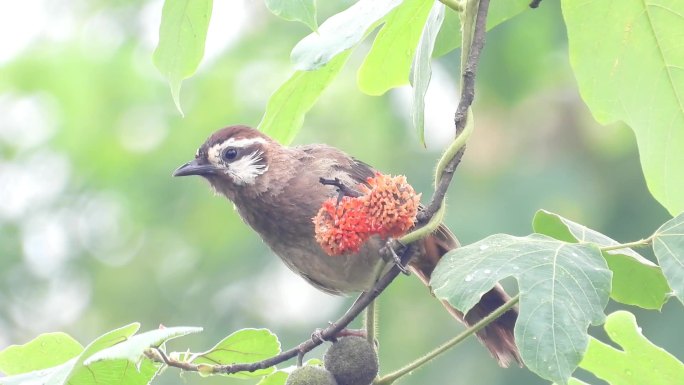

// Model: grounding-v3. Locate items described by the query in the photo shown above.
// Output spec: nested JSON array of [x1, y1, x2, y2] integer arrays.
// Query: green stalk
[[374, 294, 520, 385], [365, 300, 377, 346]]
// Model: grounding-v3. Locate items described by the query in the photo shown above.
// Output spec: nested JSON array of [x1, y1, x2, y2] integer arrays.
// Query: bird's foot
[[309, 326, 368, 345], [387, 240, 411, 276], [334, 328, 367, 339], [310, 327, 327, 344]]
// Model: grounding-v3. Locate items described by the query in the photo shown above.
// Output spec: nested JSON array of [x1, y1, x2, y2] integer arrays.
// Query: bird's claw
[[388, 241, 411, 276], [310, 326, 368, 345], [311, 328, 327, 344], [334, 328, 367, 339]]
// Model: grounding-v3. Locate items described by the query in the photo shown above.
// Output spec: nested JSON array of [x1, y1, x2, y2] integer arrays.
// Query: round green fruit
[[286, 365, 338, 385], [324, 336, 379, 385]]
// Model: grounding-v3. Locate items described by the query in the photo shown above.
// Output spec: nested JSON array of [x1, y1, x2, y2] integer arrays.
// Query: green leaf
[[653, 212, 684, 305], [0, 324, 202, 385], [433, 0, 530, 57], [0, 323, 142, 385], [533, 209, 670, 310], [291, 0, 403, 70], [189, 328, 281, 378], [153, 0, 213, 115], [410, 1, 444, 145], [265, 0, 318, 31], [0, 333, 83, 376], [257, 51, 351, 144], [62, 323, 142, 384], [67, 357, 162, 385], [72, 323, 141, 369], [431, 234, 611, 384], [356, 0, 433, 96], [84, 326, 202, 365], [256, 371, 289, 385], [562, 0, 684, 215], [579, 311, 684, 385], [0, 361, 73, 385]]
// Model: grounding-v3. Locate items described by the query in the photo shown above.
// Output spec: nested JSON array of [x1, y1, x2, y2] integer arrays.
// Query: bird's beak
[[173, 159, 218, 177]]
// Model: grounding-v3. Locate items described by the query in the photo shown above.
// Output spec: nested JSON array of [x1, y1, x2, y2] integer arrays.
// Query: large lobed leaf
[[431, 234, 611, 384], [153, 0, 213, 114], [533, 209, 670, 310], [579, 311, 684, 385], [653, 211, 684, 305], [563, 0, 684, 215]]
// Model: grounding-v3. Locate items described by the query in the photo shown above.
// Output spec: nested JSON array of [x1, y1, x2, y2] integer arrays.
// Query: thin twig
[[419, 0, 490, 220]]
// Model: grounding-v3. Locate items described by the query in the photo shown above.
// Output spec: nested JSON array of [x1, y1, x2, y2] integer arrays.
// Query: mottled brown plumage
[[174, 125, 521, 367]]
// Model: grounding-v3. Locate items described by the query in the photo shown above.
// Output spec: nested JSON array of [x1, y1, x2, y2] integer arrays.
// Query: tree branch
[[146, 245, 415, 375], [418, 0, 490, 221]]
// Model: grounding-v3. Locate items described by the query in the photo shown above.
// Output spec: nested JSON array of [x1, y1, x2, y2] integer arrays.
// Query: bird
[[173, 125, 521, 367]]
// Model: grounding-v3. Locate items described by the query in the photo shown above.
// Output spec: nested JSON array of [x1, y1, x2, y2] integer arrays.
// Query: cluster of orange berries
[[313, 173, 420, 256]]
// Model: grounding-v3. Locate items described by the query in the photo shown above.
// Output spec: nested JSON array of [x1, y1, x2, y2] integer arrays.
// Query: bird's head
[[173, 125, 274, 192]]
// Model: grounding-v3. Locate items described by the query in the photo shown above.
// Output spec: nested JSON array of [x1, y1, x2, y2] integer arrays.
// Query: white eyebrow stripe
[[223, 137, 267, 148], [206, 137, 267, 165]]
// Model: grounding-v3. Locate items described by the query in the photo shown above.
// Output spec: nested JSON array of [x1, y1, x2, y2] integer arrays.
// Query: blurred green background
[[0, 1, 681, 385]]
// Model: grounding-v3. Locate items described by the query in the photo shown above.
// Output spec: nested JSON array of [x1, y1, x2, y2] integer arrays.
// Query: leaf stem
[[365, 300, 377, 346], [599, 236, 653, 252], [438, 0, 464, 12], [374, 294, 520, 385]]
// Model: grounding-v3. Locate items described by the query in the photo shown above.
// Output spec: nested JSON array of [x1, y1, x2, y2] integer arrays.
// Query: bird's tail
[[410, 224, 522, 367]]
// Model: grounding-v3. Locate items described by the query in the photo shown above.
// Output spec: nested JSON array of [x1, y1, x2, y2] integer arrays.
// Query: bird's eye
[[223, 148, 238, 161]]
